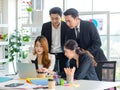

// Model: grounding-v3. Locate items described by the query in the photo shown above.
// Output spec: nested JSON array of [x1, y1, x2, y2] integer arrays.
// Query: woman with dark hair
[[26, 36, 55, 74], [64, 39, 98, 80]]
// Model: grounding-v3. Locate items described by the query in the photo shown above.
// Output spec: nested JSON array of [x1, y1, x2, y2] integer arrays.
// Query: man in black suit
[[64, 8, 107, 80], [41, 7, 69, 75], [64, 8, 107, 62]]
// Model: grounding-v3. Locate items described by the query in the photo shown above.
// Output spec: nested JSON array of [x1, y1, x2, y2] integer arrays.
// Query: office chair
[[95, 61, 117, 90]]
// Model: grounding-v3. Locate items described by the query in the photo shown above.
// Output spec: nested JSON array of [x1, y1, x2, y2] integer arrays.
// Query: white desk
[[56, 80, 120, 90], [0, 79, 120, 90]]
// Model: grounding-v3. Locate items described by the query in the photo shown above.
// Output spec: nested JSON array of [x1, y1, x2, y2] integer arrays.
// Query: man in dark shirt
[[64, 8, 107, 62]]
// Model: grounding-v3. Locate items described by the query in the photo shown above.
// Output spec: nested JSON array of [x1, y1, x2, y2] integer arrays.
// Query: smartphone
[[5, 83, 24, 87]]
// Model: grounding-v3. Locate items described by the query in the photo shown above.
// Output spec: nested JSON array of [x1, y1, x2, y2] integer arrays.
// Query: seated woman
[[64, 39, 99, 80], [26, 35, 55, 74]]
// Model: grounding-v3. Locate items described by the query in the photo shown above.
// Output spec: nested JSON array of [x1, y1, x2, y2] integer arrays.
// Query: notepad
[[0, 77, 13, 82]]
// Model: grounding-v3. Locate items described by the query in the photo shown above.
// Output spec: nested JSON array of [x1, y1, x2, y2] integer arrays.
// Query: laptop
[[17, 63, 37, 79]]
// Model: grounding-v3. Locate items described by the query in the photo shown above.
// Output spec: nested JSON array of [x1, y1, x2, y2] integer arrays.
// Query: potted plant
[[9, 29, 22, 62], [9, 29, 31, 62], [3, 29, 30, 63], [2, 28, 30, 75]]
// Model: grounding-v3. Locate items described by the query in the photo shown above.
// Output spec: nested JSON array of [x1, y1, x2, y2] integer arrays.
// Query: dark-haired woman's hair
[[64, 39, 86, 55], [33, 35, 51, 68]]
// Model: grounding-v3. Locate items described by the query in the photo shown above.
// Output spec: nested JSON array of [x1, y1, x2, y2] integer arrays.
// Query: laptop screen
[[17, 63, 37, 79]]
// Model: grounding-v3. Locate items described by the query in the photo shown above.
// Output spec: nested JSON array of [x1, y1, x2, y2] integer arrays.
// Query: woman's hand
[[64, 67, 76, 76], [37, 68, 54, 75], [37, 68, 48, 72]]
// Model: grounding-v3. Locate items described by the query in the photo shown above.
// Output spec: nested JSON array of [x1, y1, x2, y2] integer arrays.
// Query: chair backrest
[[95, 61, 116, 81]]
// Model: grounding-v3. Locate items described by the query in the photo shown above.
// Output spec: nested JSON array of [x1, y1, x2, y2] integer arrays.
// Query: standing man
[[41, 7, 69, 76], [64, 8, 107, 80]]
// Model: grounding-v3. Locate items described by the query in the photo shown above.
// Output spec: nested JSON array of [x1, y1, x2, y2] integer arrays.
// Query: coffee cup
[[48, 79, 55, 89]]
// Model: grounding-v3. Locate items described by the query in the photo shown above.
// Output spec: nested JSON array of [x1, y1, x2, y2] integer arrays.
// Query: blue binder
[[0, 77, 13, 82], [30, 79, 48, 85]]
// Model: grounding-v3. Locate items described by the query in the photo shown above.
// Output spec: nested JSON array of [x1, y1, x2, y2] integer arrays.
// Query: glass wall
[[93, 0, 120, 12], [43, 0, 63, 23], [66, 0, 92, 12]]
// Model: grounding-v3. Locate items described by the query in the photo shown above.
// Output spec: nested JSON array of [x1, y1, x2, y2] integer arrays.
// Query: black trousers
[[51, 53, 67, 75]]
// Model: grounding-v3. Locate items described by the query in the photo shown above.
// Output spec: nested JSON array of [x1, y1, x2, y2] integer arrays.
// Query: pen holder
[[48, 79, 55, 89], [66, 74, 74, 83]]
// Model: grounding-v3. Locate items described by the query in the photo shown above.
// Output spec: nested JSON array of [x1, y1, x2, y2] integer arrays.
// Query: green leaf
[[26, 7, 32, 12], [5, 55, 8, 58], [21, 51, 28, 59], [9, 56, 14, 62], [2, 62, 7, 64], [2, 34, 8, 40], [22, 35, 30, 42], [10, 50, 14, 54]]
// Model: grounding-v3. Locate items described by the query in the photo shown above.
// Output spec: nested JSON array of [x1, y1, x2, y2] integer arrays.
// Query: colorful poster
[[89, 19, 103, 31]]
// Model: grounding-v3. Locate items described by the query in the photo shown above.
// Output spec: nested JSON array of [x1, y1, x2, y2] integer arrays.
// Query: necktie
[[66, 60, 70, 67], [76, 28, 79, 38]]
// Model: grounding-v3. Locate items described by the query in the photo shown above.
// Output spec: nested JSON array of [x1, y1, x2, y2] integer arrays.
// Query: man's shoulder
[[42, 21, 51, 26], [80, 19, 92, 25], [80, 19, 95, 28], [61, 21, 66, 24], [41, 22, 51, 32], [61, 21, 69, 27]]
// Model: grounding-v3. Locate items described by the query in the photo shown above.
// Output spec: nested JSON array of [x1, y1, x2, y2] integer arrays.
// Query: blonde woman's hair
[[33, 35, 51, 68]]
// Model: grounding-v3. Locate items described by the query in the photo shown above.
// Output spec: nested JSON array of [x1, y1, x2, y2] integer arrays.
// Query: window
[[66, 0, 92, 12], [43, 0, 63, 22]]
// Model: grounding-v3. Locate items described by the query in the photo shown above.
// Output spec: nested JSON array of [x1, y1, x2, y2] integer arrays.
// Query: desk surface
[[0, 79, 120, 90], [56, 80, 120, 90]]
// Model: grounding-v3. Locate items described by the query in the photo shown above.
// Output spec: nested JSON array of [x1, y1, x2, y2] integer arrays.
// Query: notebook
[[17, 63, 37, 79]]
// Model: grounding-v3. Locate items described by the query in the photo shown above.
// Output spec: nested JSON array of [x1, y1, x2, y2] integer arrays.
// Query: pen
[[33, 86, 48, 90]]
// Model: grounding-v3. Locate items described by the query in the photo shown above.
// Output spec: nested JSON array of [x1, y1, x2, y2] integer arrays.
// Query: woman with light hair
[[26, 35, 55, 74]]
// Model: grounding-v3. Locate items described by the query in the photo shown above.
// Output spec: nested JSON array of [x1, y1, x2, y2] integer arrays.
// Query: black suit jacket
[[66, 19, 107, 61], [41, 21, 69, 53]]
